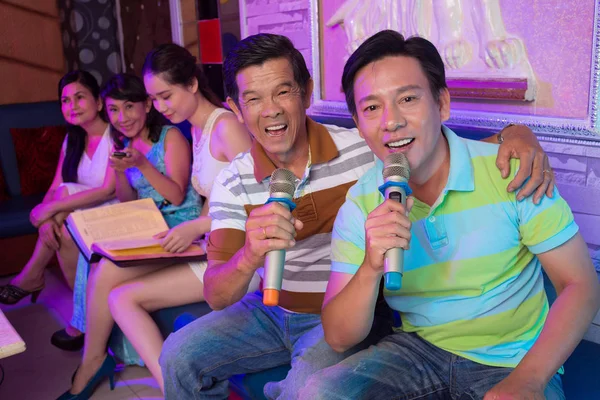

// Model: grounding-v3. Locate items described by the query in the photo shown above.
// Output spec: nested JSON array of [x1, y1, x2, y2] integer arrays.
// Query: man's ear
[[97, 98, 103, 112], [352, 114, 364, 138], [302, 78, 314, 109], [438, 88, 451, 122], [226, 97, 245, 124]]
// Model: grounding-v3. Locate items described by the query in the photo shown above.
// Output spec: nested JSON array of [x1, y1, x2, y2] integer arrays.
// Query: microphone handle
[[262, 199, 290, 306], [384, 185, 406, 291], [264, 249, 285, 293]]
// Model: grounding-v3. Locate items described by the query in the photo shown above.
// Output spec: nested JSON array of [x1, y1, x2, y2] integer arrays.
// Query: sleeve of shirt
[[330, 197, 367, 275], [206, 168, 248, 262], [517, 185, 579, 254]]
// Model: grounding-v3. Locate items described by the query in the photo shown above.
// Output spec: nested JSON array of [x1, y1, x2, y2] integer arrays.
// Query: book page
[[0, 310, 26, 359], [67, 198, 169, 253]]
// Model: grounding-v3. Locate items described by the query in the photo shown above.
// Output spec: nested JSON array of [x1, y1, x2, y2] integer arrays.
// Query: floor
[[0, 269, 166, 400]]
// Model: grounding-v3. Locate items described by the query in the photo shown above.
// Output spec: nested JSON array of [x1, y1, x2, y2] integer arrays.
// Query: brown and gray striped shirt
[[207, 118, 375, 314]]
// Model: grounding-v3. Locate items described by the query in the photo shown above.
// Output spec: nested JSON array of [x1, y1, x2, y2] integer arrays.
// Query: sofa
[[0, 101, 67, 276]]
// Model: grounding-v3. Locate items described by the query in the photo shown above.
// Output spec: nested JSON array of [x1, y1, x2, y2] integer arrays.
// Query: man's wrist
[[236, 248, 260, 276], [358, 259, 384, 282], [511, 361, 552, 390]]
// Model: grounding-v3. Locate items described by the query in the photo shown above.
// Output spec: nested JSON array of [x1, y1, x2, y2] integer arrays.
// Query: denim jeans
[[300, 331, 565, 400], [160, 291, 390, 400]]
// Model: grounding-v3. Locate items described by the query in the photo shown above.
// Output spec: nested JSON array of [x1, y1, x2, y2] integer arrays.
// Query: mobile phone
[[112, 151, 127, 159]]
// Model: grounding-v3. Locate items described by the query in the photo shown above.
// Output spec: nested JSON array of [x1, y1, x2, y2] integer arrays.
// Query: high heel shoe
[[51, 328, 85, 351], [56, 354, 116, 400], [0, 284, 44, 305]]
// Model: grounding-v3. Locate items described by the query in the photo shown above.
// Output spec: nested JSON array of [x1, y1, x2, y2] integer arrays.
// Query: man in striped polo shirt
[[307, 31, 600, 399], [160, 33, 560, 399]]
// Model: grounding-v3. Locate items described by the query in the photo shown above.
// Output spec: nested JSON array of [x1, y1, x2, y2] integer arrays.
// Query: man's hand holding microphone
[[365, 153, 413, 290], [238, 169, 303, 306]]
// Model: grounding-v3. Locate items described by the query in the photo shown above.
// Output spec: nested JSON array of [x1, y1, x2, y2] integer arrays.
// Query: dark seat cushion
[[10, 126, 66, 196], [0, 194, 44, 238], [0, 164, 9, 202], [152, 302, 213, 338], [562, 339, 600, 398], [0, 101, 66, 197]]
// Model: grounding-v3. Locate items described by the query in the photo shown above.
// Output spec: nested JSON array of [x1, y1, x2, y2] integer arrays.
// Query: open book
[[66, 198, 205, 266], [0, 309, 26, 359]]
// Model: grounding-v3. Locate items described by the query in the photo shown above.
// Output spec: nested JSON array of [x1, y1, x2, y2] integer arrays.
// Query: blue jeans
[[300, 331, 565, 400], [160, 291, 389, 399]]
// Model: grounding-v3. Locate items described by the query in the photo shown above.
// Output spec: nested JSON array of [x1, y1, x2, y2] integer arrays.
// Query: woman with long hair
[[0, 71, 116, 348], [108, 44, 256, 392], [58, 72, 202, 399]]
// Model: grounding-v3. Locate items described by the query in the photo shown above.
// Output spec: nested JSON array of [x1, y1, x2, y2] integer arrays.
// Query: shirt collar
[[250, 117, 339, 183]]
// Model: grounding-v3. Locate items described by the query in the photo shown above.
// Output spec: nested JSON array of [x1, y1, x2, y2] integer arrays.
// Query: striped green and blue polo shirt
[[330, 126, 578, 368]]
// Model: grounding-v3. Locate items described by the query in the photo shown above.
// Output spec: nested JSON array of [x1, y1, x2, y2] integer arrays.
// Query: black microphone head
[[383, 153, 410, 181], [269, 168, 296, 199]]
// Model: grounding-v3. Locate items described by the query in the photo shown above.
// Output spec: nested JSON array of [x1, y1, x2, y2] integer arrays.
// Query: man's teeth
[[266, 125, 286, 131], [387, 138, 414, 148]]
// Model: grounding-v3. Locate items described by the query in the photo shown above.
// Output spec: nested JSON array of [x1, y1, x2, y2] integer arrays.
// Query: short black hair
[[223, 33, 311, 103], [342, 30, 447, 116], [101, 73, 168, 148]]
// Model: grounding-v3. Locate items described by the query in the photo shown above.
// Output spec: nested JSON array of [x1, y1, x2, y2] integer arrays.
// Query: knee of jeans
[[297, 374, 330, 400], [160, 332, 185, 373]]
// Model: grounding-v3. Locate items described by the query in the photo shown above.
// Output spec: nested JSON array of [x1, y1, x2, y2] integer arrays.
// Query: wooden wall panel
[[0, 60, 63, 105], [0, 1, 65, 105], [1, 0, 59, 16]]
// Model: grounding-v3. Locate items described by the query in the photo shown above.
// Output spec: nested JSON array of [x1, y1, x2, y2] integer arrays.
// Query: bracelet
[[497, 123, 516, 144]]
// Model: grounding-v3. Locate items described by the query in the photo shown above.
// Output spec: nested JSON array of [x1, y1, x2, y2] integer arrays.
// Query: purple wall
[[320, 0, 594, 119]]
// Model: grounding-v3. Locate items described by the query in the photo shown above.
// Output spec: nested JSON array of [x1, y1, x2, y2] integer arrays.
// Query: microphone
[[380, 153, 411, 291], [263, 168, 297, 306]]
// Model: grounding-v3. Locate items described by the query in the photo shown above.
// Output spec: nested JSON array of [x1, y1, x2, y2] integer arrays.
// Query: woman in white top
[[0, 71, 116, 307], [74, 44, 253, 394]]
